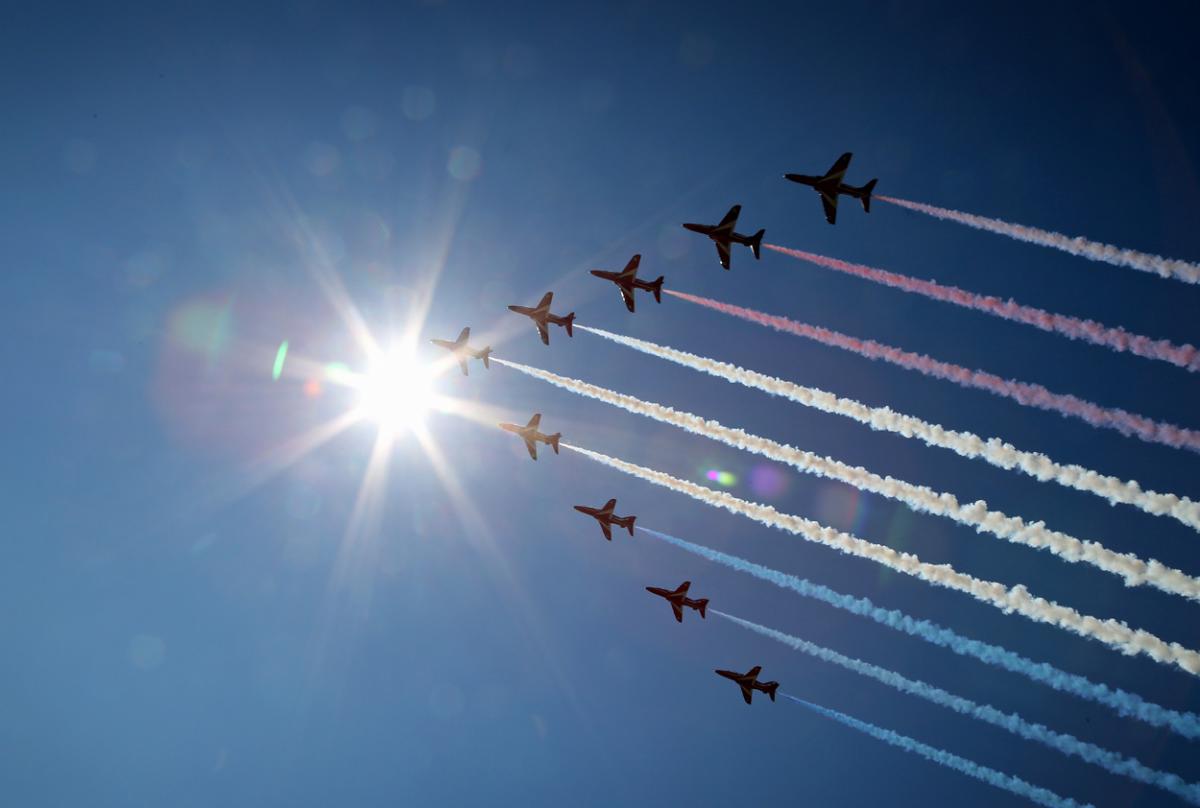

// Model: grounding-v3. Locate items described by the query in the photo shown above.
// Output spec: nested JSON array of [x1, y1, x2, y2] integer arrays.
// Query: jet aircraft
[[715, 665, 779, 705], [645, 580, 708, 623], [573, 498, 636, 540], [784, 152, 878, 225], [588, 254, 664, 313], [499, 412, 561, 460], [682, 204, 764, 270], [508, 292, 576, 346], [430, 326, 492, 375]]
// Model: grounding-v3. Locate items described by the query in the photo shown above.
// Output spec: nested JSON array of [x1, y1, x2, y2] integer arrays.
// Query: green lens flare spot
[[272, 340, 289, 380], [324, 361, 354, 386]]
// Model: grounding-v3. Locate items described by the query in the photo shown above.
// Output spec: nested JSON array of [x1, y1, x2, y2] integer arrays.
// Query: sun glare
[[355, 343, 435, 435]]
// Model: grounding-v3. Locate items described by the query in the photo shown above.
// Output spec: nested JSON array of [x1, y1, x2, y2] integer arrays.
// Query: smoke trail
[[636, 526, 1200, 738], [576, 324, 1200, 532], [663, 290, 1200, 454], [877, 194, 1200, 286], [717, 610, 1200, 803], [495, 358, 1200, 601], [782, 694, 1094, 808], [562, 443, 1200, 675], [766, 244, 1200, 372]]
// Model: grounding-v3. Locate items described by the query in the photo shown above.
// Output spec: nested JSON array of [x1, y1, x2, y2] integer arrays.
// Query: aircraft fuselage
[[647, 588, 706, 611], [683, 222, 757, 246], [788, 174, 869, 200]]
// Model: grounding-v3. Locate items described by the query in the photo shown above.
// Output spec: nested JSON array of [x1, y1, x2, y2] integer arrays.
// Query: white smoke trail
[[495, 358, 1200, 601], [637, 526, 1200, 739], [576, 324, 1200, 533], [717, 610, 1200, 804], [562, 443, 1200, 676], [784, 694, 1094, 808], [879, 195, 1200, 286]]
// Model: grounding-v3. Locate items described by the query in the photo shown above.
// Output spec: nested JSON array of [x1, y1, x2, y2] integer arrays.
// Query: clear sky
[[4, 2, 1200, 806]]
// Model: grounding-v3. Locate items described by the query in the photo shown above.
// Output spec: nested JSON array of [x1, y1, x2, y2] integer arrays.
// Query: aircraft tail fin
[[764, 682, 779, 702], [861, 179, 878, 213], [626, 515, 636, 535], [750, 229, 765, 260], [564, 313, 575, 337], [696, 598, 708, 619], [548, 433, 561, 454], [650, 276, 664, 303], [480, 348, 492, 369]]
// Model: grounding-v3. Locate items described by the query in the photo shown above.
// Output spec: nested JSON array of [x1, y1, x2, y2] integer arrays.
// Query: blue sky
[[4, 2, 1200, 806]]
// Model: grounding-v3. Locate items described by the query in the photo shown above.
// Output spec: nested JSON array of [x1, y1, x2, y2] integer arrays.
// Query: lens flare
[[272, 340, 289, 380], [705, 469, 737, 487]]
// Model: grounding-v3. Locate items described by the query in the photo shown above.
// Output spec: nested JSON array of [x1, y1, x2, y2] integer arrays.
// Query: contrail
[[562, 443, 1200, 676], [576, 324, 1200, 532], [636, 526, 1200, 739], [877, 194, 1200, 286], [717, 610, 1200, 804], [782, 694, 1093, 808], [495, 358, 1200, 601], [663, 290, 1200, 454], [766, 244, 1200, 372]]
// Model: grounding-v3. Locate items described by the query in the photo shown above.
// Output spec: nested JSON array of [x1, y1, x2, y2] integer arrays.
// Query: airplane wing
[[526, 413, 542, 430], [600, 521, 612, 541], [601, 498, 617, 514], [718, 204, 741, 230], [671, 602, 683, 622], [524, 438, 538, 460], [824, 152, 852, 182], [620, 286, 636, 312], [715, 240, 732, 270], [536, 291, 553, 312], [458, 359, 469, 376], [536, 321, 550, 345], [746, 665, 762, 679], [620, 254, 641, 279], [740, 684, 754, 705], [673, 581, 691, 596], [821, 192, 838, 225], [456, 326, 470, 343]]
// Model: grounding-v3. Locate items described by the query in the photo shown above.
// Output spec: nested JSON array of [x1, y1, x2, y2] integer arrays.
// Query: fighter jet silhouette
[[784, 152, 878, 225], [589, 254, 664, 313], [573, 498, 636, 540], [498, 412, 561, 460], [682, 204, 764, 270], [715, 665, 779, 705], [508, 292, 576, 345], [430, 327, 492, 375], [645, 580, 708, 623]]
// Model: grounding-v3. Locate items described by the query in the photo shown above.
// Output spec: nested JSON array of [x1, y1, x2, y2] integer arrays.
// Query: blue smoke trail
[[635, 526, 1200, 739], [783, 694, 1093, 808], [717, 611, 1200, 804]]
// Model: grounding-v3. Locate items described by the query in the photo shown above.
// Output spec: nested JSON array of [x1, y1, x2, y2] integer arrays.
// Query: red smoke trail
[[664, 289, 1200, 454], [877, 195, 1200, 286], [765, 244, 1200, 372]]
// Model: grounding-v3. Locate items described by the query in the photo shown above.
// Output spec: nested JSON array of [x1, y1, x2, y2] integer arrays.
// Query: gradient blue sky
[[4, 2, 1200, 806]]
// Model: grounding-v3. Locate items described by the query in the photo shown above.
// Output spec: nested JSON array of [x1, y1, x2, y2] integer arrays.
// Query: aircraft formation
[[425, 152, 882, 703], [414, 137, 1200, 804]]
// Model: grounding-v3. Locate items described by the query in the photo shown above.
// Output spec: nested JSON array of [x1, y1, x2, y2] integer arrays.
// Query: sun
[[353, 341, 436, 435]]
